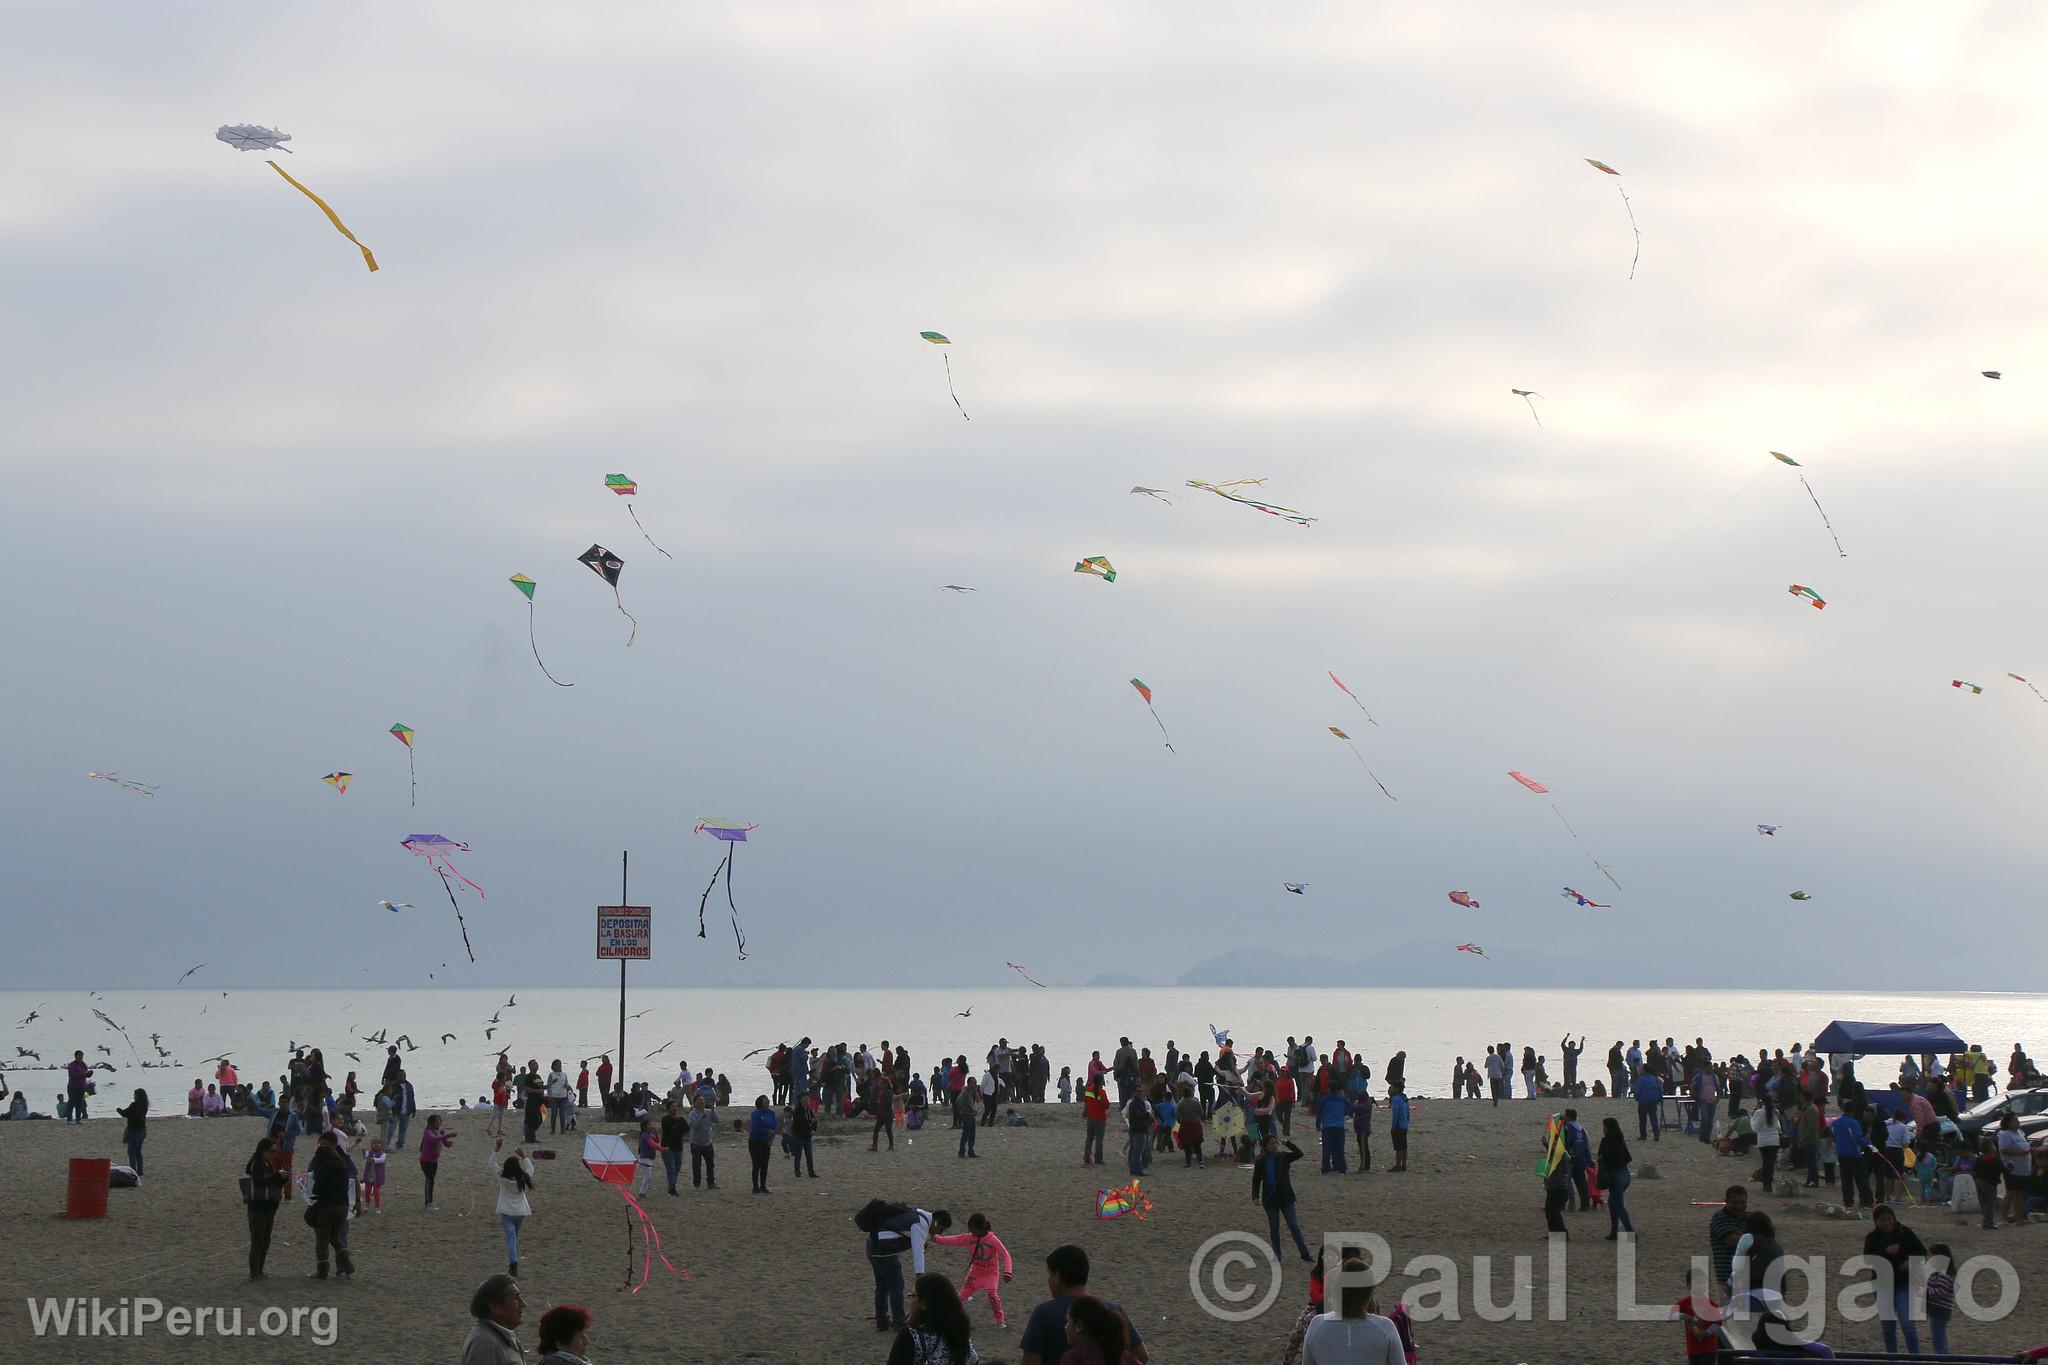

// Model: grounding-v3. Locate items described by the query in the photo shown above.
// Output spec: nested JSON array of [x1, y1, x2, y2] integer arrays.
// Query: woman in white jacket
[[491, 1138, 535, 1277], [545, 1060, 574, 1135]]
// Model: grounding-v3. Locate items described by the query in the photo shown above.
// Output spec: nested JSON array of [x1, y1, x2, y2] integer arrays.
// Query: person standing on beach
[[308, 1132, 355, 1280], [979, 1061, 1000, 1128], [1122, 1088, 1152, 1177], [461, 1275, 526, 1365], [63, 1051, 90, 1123], [1561, 1108, 1591, 1210], [1560, 1036, 1584, 1094], [1316, 1080, 1350, 1174], [745, 1096, 779, 1191], [546, 1060, 572, 1134], [1597, 1117, 1633, 1237], [1195, 1051, 1216, 1118], [1483, 1046, 1506, 1107], [1708, 1185, 1748, 1293], [1388, 1084, 1410, 1172], [393, 1070, 417, 1150], [1351, 1085, 1375, 1171], [116, 1088, 148, 1181], [863, 1205, 951, 1334], [1253, 1134, 1314, 1261], [1081, 1076, 1109, 1167], [1112, 1037, 1138, 1105], [594, 1054, 614, 1112], [1692, 1063, 1719, 1143], [1018, 1244, 1146, 1365], [243, 1135, 287, 1278], [1632, 1067, 1664, 1141]]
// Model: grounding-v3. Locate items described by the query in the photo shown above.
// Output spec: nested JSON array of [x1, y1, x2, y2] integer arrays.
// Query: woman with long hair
[[1597, 1115, 1634, 1238], [1065, 1294, 1139, 1364], [1752, 1093, 1781, 1191], [747, 1095, 779, 1193], [492, 1137, 536, 1276], [885, 1273, 975, 1365], [242, 1135, 288, 1279], [116, 1088, 148, 1180]]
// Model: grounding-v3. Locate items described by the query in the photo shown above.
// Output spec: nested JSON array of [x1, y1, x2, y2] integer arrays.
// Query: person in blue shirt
[[747, 1095, 780, 1193], [1561, 1108, 1593, 1210], [1388, 1084, 1411, 1171], [1316, 1086, 1351, 1174], [1831, 1103, 1873, 1209], [1632, 1070, 1665, 1141]]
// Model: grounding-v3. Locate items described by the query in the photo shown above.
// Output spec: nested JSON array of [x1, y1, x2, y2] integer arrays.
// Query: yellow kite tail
[[266, 160, 378, 273]]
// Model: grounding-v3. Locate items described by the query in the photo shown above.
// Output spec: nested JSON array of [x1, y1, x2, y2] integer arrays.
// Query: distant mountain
[[1177, 942, 1582, 988], [1083, 972, 1156, 988]]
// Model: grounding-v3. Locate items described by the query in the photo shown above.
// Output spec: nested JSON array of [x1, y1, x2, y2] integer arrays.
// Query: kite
[[1006, 962, 1048, 988], [508, 575, 574, 687], [215, 123, 292, 153], [1455, 943, 1487, 958], [1095, 1179, 1152, 1221], [1951, 680, 1983, 695], [1509, 773, 1621, 892], [1328, 727, 1395, 799], [377, 901, 414, 912], [1584, 158, 1640, 280], [939, 585, 978, 593], [265, 160, 377, 273], [2008, 673, 2046, 702], [1789, 891, 1812, 901], [582, 1132, 686, 1292], [1510, 389, 1543, 426], [1982, 371, 2002, 380], [389, 723, 416, 806], [1185, 479, 1317, 526], [1770, 454, 1846, 558], [1208, 1024, 1232, 1048], [1283, 883, 1307, 895], [1788, 584, 1827, 610], [1129, 486, 1176, 504], [1073, 555, 1116, 582], [1447, 890, 1479, 909], [693, 820, 757, 960], [1561, 887, 1610, 908], [86, 771, 157, 798], [577, 544, 638, 646], [1128, 679, 1175, 754], [401, 834, 483, 962], [1756, 824, 1779, 837], [321, 772, 351, 796], [918, 331, 969, 420], [605, 474, 674, 560], [1327, 671, 1377, 726]]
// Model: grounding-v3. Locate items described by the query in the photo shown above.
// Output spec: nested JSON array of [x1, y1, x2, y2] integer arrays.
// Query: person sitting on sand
[[462, 1274, 526, 1365]]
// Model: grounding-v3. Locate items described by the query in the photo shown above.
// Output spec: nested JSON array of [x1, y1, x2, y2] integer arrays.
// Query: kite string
[[625, 505, 674, 560], [725, 848, 746, 961], [612, 587, 639, 647], [696, 850, 729, 942], [527, 601, 575, 687], [1549, 803, 1621, 893]]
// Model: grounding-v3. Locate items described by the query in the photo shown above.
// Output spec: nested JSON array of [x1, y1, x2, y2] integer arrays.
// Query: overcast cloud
[[4, 2, 2045, 990]]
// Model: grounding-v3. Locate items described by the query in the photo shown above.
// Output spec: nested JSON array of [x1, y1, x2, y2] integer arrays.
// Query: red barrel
[[65, 1158, 110, 1219]]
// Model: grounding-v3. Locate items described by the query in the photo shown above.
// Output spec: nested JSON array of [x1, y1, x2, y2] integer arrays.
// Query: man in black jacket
[[1251, 1135, 1312, 1262], [308, 1134, 355, 1280]]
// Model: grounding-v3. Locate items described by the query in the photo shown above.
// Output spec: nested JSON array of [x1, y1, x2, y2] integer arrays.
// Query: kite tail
[[1523, 397, 1543, 428], [1345, 742, 1397, 800], [1147, 706, 1176, 754], [625, 505, 675, 560], [612, 587, 639, 647], [1617, 184, 1641, 280], [1550, 804, 1621, 893], [942, 353, 969, 421], [437, 870, 477, 963], [527, 601, 575, 687], [265, 160, 378, 273], [696, 850, 729, 943], [1798, 476, 1846, 557], [407, 747, 416, 807], [725, 846, 747, 960]]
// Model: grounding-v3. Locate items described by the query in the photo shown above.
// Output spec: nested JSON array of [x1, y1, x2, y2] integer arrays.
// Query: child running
[[932, 1212, 1013, 1329], [361, 1136, 388, 1212]]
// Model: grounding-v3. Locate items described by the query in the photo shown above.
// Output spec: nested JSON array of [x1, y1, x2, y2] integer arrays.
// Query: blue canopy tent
[[1813, 1021, 1967, 1118], [1813, 1021, 1965, 1056]]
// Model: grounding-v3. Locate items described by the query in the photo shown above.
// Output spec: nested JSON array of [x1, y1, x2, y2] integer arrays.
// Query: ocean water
[[1, 986, 2037, 1111]]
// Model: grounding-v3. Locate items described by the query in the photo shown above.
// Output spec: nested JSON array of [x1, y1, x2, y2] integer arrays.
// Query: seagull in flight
[[939, 584, 978, 593], [174, 964, 205, 986], [344, 1051, 362, 1063], [627, 1009, 653, 1020], [395, 1034, 417, 1052], [955, 1006, 973, 1018], [16, 1007, 42, 1027], [96, 1045, 113, 1056], [503, 995, 517, 1009], [15, 1047, 40, 1061], [484, 1026, 498, 1040], [378, 901, 415, 913], [440, 1033, 457, 1044]]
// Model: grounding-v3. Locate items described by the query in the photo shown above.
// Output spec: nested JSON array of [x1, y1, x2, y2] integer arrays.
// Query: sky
[[4, 2, 2047, 991]]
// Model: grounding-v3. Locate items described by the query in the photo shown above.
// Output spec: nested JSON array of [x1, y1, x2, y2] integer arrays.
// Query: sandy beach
[[5, 1098, 2045, 1363]]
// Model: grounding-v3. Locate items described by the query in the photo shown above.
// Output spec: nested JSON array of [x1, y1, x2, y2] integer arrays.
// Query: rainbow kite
[[389, 723, 415, 806], [1095, 1179, 1152, 1220], [605, 474, 673, 560]]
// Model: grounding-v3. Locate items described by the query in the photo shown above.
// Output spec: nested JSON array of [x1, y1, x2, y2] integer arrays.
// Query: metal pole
[[619, 850, 629, 1096]]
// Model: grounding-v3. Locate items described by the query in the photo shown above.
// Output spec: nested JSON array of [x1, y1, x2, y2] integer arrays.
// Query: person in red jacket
[[1274, 1071, 1297, 1137], [1080, 1080, 1110, 1167]]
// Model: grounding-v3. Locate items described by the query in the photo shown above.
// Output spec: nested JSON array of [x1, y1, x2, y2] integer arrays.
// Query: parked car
[[1954, 1088, 2048, 1141]]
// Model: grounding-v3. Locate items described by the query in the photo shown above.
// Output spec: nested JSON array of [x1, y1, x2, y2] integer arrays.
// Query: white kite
[[215, 124, 293, 153]]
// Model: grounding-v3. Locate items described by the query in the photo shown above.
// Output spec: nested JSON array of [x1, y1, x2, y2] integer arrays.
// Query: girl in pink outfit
[[931, 1212, 1013, 1327], [361, 1138, 388, 1211]]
